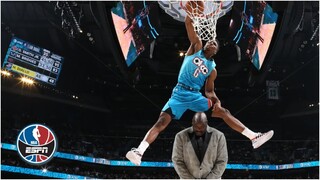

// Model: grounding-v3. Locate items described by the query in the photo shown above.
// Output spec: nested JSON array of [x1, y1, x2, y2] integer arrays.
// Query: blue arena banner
[[109, 160, 174, 167], [1, 143, 319, 170], [54, 152, 95, 163], [1, 165, 90, 179]]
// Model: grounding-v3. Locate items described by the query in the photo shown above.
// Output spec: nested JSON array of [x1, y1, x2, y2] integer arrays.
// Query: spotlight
[[179, 52, 184, 57], [21, 77, 34, 85], [149, 40, 155, 59], [235, 44, 241, 61], [1, 70, 11, 76]]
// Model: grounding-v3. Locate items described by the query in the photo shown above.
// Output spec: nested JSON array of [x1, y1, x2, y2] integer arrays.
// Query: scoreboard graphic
[[2, 37, 64, 86]]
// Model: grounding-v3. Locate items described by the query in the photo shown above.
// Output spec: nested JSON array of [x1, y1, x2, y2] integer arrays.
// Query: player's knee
[[154, 116, 170, 131], [224, 108, 230, 114], [220, 108, 230, 117], [215, 107, 229, 117]]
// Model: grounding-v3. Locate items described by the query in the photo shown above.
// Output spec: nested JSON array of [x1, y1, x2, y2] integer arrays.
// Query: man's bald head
[[192, 112, 208, 124], [192, 112, 208, 137]]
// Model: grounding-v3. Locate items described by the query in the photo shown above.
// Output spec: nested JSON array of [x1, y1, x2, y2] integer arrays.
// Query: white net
[[182, 0, 223, 42]]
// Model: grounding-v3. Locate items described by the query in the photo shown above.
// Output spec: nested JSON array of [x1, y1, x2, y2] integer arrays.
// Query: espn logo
[[17, 124, 57, 165], [26, 147, 48, 154]]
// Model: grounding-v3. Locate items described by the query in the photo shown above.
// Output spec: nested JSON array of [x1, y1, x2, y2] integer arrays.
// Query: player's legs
[[211, 107, 246, 133], [190, 94, 248, 133], [212, 105, 274, 149], [126, 96, 187, 166], [126, 112, 172, 166], [143, 112, 172, 144], [188, 94, 268, 145]]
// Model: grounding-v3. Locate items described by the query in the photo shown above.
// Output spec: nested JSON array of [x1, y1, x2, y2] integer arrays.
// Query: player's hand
[[212, 100, 221, 111], [211, 101, 223, 118], [184, 1, 204, 16]]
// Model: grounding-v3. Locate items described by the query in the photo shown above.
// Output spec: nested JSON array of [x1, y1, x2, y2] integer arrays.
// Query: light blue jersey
[[178, 50, 216, 90], [162, 50, 216, 120]]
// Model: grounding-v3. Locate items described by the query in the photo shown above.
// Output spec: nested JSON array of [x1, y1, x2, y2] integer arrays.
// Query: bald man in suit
[[172, 112, 228, 179]]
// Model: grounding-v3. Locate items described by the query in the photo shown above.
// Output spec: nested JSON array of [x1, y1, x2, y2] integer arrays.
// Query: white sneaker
[[126, 148, 142, 166], [252, 130, 274, 149]]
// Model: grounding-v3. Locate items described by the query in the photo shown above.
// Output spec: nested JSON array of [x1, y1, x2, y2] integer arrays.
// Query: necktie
[[197, 137, 203, 149], [197, 137, 204, 163]]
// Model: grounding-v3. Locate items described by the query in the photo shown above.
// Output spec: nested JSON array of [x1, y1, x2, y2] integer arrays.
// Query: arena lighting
[[20, 77, 34, 85], [11, 141, 320, 172], [235, 44, 241, 61], [150, 40, 156, 59], [1, 70, 11, 76], [42, 168, 48, 173], [54, 1, 83, 38], [179, 52, 184, 57], [1, 165, 89, 179], [229, 18, 233, 27]]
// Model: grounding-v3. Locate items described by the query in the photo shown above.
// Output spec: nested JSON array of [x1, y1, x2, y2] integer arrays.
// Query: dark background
[[1, 1, 319, 179]]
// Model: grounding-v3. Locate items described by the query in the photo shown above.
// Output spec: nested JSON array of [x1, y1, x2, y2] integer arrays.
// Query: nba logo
[[16, 124, 57, 165]]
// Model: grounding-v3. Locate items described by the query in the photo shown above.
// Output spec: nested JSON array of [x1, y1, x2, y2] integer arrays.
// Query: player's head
[[204, 39, 219, 59], [192, 112, 208, 137]]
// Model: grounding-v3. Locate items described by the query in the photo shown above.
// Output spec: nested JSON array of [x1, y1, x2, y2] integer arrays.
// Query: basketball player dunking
[[126, 1, 274, 166]]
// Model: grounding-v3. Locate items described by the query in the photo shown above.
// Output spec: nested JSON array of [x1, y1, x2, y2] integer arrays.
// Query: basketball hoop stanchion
[[180, 0, 223, 42]]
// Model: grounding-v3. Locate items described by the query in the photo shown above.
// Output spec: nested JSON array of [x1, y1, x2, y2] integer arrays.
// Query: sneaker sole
[[253, 130, 274, 149], [126, 151, 141, 166]]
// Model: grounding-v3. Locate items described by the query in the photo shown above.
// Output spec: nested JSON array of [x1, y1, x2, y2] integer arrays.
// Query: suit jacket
[[172, 126, 228, 179]]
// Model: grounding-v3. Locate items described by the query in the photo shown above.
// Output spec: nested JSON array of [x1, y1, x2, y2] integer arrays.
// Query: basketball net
[[181, 0, 223, 42]]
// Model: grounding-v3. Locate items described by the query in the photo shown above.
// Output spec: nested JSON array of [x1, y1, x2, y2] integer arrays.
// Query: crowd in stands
[[1, 109, 319, 179], [2, 125, 318, 165], [2, 125, 319, 168], [2, 115, 319, 164]]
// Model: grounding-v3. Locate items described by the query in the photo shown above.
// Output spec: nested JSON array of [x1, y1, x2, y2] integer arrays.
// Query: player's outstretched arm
[[184, 1, 203, 55]]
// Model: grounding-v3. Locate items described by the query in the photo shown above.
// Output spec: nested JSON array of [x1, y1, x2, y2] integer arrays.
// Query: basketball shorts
[[162, 85, 212, 120]]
